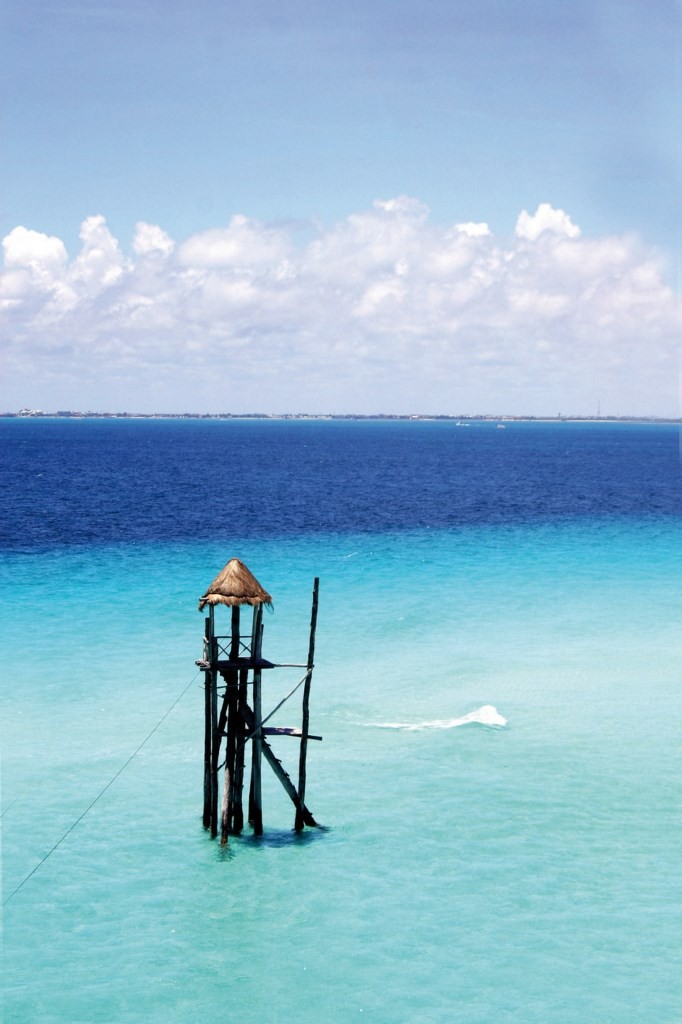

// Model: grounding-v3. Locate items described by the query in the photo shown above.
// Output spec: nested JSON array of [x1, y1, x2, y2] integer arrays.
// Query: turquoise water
[[3, 519, 682, 1022]]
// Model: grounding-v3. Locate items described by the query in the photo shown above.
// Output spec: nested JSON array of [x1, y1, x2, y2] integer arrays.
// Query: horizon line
[[4, 410, 682, 424]]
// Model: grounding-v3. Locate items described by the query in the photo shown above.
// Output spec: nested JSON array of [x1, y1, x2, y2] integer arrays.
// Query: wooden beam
[[249, 605, 264, 835], [296, 577, 319, 830], [263, 727, 322, 740], [240, 704, 318, 828], [221, 685, 237, 845], [232, 667, 248, 833], [219, 607, 241, 845], [220, 767, 231, 845], [203, 616, 212, 828], [261, 738, 318, 828], [209, 606, 219, 838]]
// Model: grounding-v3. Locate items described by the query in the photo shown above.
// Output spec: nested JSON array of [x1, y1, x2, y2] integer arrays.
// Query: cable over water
[[3, 671, 201, 906]]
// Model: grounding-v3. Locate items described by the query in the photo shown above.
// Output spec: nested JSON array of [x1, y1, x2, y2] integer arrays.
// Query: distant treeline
[[4, 410, 681, 423]]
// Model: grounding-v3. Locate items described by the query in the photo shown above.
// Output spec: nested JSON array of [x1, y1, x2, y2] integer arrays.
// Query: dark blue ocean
[[2, 419, 682, 1023], [2, 418, 681, 550]]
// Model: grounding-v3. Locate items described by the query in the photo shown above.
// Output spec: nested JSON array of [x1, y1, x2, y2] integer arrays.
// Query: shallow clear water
[[2, 421, 682, 1022]]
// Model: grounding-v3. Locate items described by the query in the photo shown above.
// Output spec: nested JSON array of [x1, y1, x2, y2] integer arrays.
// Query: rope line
[[1, 796, 20, 819], [3, 671, 201, 907], [240, 668, 311, 748]]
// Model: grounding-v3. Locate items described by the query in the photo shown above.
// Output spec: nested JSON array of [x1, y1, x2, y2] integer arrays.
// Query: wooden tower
[[197, 558, 320, 844]]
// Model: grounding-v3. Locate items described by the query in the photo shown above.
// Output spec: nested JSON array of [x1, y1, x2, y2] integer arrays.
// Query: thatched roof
[[198, 558, 272, 611]]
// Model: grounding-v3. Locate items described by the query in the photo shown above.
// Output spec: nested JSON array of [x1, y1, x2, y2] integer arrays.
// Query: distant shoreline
[[3, 410, 682, 424]]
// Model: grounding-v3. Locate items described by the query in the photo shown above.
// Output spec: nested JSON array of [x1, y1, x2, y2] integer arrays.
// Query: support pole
[[220, 606, 241, 845], [232, 667, 248, 833], [296, 577, 319, 830], [203, 615, 213, 828], [208, 606, 220, 838], [220, 767, 231, 844], [249, 604, 264, 835], [241, 706, 318, 827], [221, 689, 237, 845]]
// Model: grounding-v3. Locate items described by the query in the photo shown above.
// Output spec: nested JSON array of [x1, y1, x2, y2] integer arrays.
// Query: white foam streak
[[374, 704, 507, 731]]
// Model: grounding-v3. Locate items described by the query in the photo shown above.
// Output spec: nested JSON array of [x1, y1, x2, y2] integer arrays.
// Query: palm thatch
[[198, 558, 272, 611]]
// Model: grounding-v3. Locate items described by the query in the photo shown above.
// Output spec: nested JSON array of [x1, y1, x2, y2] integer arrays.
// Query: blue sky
[[1, 0, 680, 415]]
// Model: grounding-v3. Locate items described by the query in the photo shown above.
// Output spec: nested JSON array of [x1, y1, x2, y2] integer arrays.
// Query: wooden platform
[[196, 657, 276, 672], [262, 726, 322, 740]]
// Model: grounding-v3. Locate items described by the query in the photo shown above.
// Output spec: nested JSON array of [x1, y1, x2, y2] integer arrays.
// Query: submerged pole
[[220, 606, 241, 845], [296, 577, 319, 830], [249, 604, 264, 835], [232, 666, 248, 833], [203, 615, 213, 828], [208, 606, 220, 836]]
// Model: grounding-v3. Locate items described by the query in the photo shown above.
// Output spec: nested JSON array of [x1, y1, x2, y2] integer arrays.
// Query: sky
[[1, 0, 680, 416]]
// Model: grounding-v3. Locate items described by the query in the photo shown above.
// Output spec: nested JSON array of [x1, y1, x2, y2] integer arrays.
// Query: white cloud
[[1, 201, 679, 415], [515, 203, 581, 241], [132, 222, 175, 257], [3, 225, 68, 270], [455, 222, 491, 238], [177, 215, 290, 269], [71, 214, 127, 289], [1, 226, 74, 319]]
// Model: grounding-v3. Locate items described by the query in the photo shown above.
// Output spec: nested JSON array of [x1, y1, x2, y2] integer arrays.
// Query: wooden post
[[240, 705, 318, 827], [296, 577, 319, 830], [231, 604, 241, 658], [209, 606, 220, 838], [249, 604, 264, 835], [203, 615, 213, 828], [220, 767, 231, 845], [232, 667, 248, 833], [220, 606, 241, 845], [221, 690, 237, 845]]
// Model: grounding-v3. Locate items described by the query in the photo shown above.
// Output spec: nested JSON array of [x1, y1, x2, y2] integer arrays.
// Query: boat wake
[[372, 705, 507, 731]]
